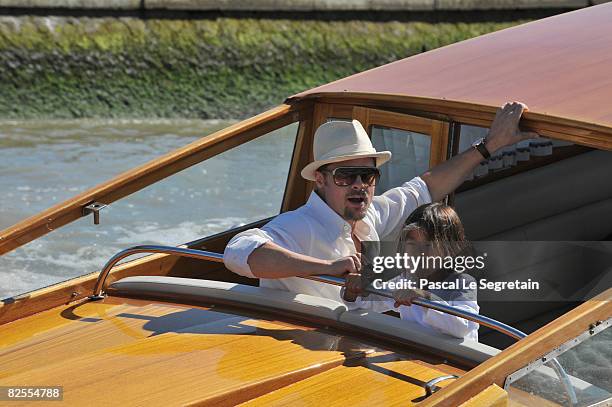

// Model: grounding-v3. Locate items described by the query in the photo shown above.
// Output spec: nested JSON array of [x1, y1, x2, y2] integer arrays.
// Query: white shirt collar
[[304, 191, 371, 239]]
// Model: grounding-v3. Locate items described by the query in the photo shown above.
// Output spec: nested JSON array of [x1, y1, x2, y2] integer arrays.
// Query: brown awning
[[288, 3, 612, 131]]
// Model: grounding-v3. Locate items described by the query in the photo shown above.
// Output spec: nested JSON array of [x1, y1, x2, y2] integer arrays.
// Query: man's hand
[[342, 272, 364, 302], [420, 100, 541, 202], [327, 254, 362, 277], [485, 101, 540, 153]]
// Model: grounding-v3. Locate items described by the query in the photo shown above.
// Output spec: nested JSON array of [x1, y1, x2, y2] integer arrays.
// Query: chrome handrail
[[93, 245, 576, 405], [92, 245, 525, 339], [93, 245, 524, 339], [424, 375, 458, 396], [308, 275, 529, 339], [91, 245, 223, 298]]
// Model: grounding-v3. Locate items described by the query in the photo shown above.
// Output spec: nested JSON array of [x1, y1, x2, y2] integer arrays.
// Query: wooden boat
[[1, 3, 611, 406]]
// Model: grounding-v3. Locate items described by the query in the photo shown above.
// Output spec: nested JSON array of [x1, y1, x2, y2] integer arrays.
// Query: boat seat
[[455, 149, 612, 341], [455, 149, 612, 240], [109, 276, 500, 364], [109, 276, 348, 322]]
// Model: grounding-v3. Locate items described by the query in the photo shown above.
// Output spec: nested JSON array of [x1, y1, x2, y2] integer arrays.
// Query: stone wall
[[0, 16, 528, 119], [0, 0, 608, 11]]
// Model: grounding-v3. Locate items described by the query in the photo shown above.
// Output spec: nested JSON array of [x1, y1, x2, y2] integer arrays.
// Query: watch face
[[472, 137, 485, 147]]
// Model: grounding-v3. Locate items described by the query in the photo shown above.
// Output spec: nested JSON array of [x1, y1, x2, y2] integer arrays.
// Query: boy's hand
[[393, 289, 430, 308]]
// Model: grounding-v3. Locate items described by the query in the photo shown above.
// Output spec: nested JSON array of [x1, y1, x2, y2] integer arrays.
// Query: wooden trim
[[306, 93, 612, 151], [312, 102, 332, 131], [312, 102, 354, 127], [315, 93, 583, 127], [0, 218, 271, 326], [352, 106, 451, 169], [0, 104, 308, 256], [355, 106, 434, 135], [352, 105, 369, 128], [0, 254, 166, 326], [450, 122, 462, 158], [458, 384, 508, 407], [430, 121, 450, 167], [421, 289, 612, 406], [446, 123, 462, 208], [327, 103, 353, 120], [281, 105, 314, 213]]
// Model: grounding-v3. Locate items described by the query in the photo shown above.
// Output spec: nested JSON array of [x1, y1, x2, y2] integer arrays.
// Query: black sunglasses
[[320, 166, 381, 187]]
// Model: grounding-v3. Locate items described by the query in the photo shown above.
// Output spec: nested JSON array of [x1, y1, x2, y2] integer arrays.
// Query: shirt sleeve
[[342, 291, 395, 313], [369, 176, 432, 239], [223, 228, 273, 278], [420, 273, 479, 339], [223, 217, 305, 278], [420, 299, 480, 339]]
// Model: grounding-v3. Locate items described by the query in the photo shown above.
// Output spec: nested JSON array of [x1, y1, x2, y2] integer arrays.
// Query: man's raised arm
[[421, 101, 539, 202]]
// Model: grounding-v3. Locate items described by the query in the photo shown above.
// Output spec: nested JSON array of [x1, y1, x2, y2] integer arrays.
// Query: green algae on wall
[[0, 17, 524, 119]]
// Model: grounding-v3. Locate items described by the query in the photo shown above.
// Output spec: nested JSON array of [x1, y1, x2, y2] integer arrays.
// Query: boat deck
[[1, 296, 467, 406]]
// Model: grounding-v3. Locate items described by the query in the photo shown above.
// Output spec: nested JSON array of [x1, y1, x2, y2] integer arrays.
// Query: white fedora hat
[[301, 120, 392, 181]]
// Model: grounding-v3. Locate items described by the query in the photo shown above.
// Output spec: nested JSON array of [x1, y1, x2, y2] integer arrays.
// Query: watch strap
[[474, 140, 491, 160]]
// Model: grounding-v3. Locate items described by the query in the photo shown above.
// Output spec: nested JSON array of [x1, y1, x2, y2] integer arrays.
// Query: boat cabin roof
[[289, 3, 612, 134]]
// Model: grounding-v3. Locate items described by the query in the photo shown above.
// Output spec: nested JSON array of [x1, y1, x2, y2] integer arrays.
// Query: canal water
[[0, 119, 298, 299]]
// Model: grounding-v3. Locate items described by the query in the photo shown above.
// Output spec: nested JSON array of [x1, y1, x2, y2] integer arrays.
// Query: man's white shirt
[[224, 176, 478, 339]]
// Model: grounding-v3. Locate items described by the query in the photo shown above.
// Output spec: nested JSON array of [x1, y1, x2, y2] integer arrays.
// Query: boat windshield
[[505, 318, 611, 407]]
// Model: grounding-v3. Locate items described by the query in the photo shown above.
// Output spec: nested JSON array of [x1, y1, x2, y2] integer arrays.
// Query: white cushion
[[110, 276, 501, 363], [340, 309, 499, 363], [110, 276, 348, 322]]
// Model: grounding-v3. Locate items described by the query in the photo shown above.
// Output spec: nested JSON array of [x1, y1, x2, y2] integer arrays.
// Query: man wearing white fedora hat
[[224, 102, 536, 302]]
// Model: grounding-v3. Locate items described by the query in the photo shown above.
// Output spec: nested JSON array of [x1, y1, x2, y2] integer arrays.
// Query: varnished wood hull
[[0, 296, 466, 406]]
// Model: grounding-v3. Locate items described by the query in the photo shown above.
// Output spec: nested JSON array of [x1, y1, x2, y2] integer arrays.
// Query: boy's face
[[402, 228, 438, 278], [403, 229, 429, 255]]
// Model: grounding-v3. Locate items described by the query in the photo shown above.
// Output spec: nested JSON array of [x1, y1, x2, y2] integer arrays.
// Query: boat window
[[371, 126, 431, 193], [505, 319, 611, 407], [456, 124, 587, 191], [0, 122, 298, 299]]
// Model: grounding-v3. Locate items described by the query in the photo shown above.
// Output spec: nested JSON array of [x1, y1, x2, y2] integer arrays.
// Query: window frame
[[307, 102, 452, 197], [352, 106, 450, 167]]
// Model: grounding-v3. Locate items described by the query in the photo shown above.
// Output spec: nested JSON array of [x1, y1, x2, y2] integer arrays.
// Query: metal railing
[[93, 245, 577, 405], [91, 245, 224, 299], [309, 274, 530, 340], [90, 244, 544, 341]]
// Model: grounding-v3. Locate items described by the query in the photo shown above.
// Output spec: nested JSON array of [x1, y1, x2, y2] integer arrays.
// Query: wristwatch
[[472, 137, 491, 160]]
